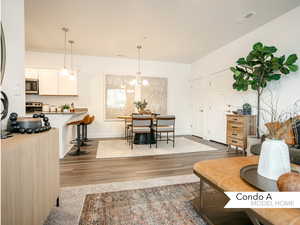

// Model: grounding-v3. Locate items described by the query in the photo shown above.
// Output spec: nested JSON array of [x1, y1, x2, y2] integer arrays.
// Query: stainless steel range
[[26, 102, 43, 113]]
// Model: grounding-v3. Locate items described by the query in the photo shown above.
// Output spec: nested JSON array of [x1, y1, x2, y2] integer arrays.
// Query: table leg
[[246, 210, 261, 225], [199, 179, 204, 208]]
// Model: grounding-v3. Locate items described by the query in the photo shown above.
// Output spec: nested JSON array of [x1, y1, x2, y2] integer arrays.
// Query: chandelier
[[130, 45, 149, 86]]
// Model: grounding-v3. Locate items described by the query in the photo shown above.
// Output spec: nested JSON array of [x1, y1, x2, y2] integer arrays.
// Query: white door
[[58, 74, 78, 95], [38, 69, 59, 95], [192, 79, 205, 138]]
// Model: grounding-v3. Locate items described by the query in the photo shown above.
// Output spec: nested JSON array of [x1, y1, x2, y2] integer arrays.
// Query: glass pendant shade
[[60, 68, 69, 76]]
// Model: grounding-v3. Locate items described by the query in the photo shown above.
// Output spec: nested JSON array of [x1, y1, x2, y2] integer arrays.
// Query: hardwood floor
[[60, 136, 244, 187]]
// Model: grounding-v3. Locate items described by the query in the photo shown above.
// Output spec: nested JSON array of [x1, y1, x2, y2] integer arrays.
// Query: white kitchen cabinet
[[58, 73, 78, 95], [25, 68, 39, 79], [38, 69, 59, 95], [26, 68, 78, 96]]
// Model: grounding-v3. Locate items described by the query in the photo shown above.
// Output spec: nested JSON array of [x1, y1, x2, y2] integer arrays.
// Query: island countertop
[[26, 108, 88, 115]]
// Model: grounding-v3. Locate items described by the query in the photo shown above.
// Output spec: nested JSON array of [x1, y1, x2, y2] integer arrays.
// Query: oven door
[[25, 79, 39, 94]]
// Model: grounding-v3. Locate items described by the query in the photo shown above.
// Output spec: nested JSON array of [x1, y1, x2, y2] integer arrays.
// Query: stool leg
[[69, 124, 88, 156], [77, 124, 81, 152]]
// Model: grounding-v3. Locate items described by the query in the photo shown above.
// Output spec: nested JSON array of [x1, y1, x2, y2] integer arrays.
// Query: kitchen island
[[26, 108, 88, 158]]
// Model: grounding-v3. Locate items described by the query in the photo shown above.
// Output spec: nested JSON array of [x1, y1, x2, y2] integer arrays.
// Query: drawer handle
[[232, 140, 237, 143], [232, 126, 238, 129], [232, 133, 237, 136]]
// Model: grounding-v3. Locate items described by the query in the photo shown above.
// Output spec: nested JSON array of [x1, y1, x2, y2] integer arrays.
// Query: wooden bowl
[[277, 172, 300, 191]]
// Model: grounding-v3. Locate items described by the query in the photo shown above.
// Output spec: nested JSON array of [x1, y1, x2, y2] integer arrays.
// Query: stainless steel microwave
[[25, 78, 39, 94]]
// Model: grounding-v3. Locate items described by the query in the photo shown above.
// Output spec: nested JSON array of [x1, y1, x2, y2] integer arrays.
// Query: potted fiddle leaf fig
[[231, 42, 298, 137]]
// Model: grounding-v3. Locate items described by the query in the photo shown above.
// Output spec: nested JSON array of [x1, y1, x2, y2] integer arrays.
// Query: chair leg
[[167, 132, 169, 144], [156, 130, 158, 148], [173, 131, 175, 148], [131, 132, 134, 149]]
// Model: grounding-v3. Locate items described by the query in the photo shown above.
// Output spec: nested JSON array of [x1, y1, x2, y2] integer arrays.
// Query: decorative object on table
[[62, 104, 70, 112], [7, 112, 51, 134], [237, 109, 243, 115], [240, 164, 299, 191], [277, 172, 300, 191], [257, 139, 291, 180], [231, 42, 298, 137], [257, 99, 300, 180], [242, 103, 252, 115], [134, 99, 148, 113]]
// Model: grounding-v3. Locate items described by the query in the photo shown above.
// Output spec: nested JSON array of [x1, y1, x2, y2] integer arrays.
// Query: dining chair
[[124, 117, 132, 143], [129, 114, 152, 149], [152, 115, 176, 148]]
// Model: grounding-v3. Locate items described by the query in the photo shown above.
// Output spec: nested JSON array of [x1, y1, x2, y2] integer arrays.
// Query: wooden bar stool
[[67, 116, 89, 156]]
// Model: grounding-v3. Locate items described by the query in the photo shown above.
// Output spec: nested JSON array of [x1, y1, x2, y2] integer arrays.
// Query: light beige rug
[[96, 137, 218, 159]]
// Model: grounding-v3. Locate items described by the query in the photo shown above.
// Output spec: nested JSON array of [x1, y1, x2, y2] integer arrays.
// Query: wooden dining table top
[[117, 115, 158, 120], [193, 156, 300, 225]]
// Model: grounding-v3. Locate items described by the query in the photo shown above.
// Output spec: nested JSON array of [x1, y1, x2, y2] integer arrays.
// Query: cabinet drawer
[[228, 129, 244, 139], [227, 137, 245, 148], [227, 122, 244, 129], [227, 115, 245, 123]]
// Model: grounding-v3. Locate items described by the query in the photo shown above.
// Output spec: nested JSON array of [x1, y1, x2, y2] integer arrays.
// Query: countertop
[[27, 108, 88, 115]]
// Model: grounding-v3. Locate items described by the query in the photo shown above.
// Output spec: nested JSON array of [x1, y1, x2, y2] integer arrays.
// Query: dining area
[[118, 113, 176, 149]]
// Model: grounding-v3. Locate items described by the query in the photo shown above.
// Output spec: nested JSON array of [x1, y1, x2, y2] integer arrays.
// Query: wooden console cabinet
[[226, 114, 256, 155], [1, 129, 60, 225]]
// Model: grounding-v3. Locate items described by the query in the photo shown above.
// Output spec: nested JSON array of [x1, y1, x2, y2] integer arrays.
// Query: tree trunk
[[257, 91, 261, 138]]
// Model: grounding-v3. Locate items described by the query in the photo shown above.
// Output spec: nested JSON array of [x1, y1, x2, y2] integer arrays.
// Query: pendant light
[[68, 40, 76, 80], [59, 27, 70, 76], [130, 45, 149, 86]]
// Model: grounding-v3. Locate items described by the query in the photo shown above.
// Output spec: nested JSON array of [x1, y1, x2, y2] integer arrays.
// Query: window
[[105, 75, 168, 119], [107, 89, 126, 108]]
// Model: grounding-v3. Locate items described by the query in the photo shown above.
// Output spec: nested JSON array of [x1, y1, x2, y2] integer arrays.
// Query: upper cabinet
[[26, 68, 78, 96], [58, 73, 77, 95], [39, 69, 59, 95], [25, 68, 39, 79]]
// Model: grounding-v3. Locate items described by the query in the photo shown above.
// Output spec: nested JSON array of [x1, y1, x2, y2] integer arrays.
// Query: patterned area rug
[[79, 183, 206, 225], [96, 137, 218, 159]]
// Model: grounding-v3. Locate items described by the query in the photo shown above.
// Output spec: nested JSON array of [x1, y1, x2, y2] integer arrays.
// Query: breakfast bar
[[26, 108, 88, 158]]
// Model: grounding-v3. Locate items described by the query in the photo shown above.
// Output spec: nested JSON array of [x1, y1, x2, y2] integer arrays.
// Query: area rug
[[44, 174, 201, 225], [96, 137, 218, 159], [79, 182, 206, 225]]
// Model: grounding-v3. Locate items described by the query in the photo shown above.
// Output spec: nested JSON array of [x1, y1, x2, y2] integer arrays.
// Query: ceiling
[[25, 0, 300, 63]]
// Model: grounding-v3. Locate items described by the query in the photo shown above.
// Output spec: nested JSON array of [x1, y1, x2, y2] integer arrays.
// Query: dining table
[[117, 114, 158, 145]]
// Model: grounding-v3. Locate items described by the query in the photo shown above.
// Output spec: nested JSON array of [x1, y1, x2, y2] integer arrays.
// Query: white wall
[[1, 0, 25, 128], [26, 52, 192, 137], [191, 6, 300, 143]]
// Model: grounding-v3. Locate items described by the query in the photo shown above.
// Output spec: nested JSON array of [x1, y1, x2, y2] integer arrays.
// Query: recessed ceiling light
[[116, 54, 127, 57]]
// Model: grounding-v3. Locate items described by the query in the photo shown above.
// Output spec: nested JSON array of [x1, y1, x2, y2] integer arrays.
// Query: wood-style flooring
[[60, 136, 243, 187]]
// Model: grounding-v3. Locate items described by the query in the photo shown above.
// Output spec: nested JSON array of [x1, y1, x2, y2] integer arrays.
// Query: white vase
[[257, 139, 291, 180]]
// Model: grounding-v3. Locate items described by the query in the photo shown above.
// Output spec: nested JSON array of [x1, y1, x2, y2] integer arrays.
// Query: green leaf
[[253, 42, 263, 51], [270, 74, 281, 80], [288, 64, 299, 72], [262, 46, 277, 54], [280, 67, 290, 74], [237, 58, 247, 65], [279, 55, 285, 64], [230, 67, 236, 72], [286, 54, 298, 65]]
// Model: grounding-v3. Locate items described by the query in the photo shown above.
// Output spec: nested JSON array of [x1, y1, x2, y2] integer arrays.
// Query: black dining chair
[[152, 115, 176, 148], [129, 114, 152, 149]]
